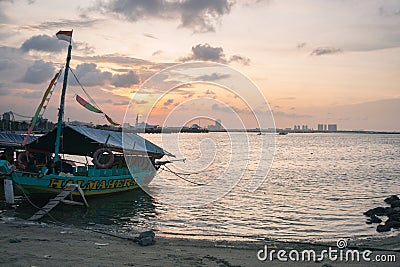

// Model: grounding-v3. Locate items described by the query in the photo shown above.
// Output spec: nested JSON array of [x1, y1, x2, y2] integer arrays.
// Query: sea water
[[1, 133, 399, 242]]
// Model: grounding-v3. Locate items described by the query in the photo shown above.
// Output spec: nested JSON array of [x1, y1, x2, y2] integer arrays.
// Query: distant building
[[67, 120, 93, 127], [318, 124, 324, 131], [328, 124, 337, 131], [324, 124, 327, 131], [208, 119, 223, 131], [215, 119, 222, 130], [190, 123, 201, 129], [136, 122, 159, 130], [133, 114, 159, 130], [2, 112, 12, 122]]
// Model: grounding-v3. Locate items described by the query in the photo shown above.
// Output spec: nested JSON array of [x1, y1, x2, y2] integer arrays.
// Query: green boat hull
[[7, 166, 156, 197]]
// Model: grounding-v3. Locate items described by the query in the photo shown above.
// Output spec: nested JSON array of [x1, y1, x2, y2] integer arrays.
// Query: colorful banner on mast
[[22, 71, 61, 146], [75, 95, 120, 126], [76, 95, 102, 113], [56, 30, 73, 43]]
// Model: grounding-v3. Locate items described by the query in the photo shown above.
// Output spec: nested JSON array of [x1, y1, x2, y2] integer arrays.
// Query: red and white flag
[[56, 30, 73, 43]]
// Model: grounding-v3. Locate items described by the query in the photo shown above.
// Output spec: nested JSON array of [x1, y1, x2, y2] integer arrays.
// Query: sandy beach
[[1, 216, 399, 267]]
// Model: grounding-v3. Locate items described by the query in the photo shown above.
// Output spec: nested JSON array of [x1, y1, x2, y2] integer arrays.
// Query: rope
[[161, 166, 202, 176], [69, 67, 120, 125], [10, 112, 32, 119], [13, 182, 66, 226], [69, 68, 102, 111], [162, 165, 205, 186]]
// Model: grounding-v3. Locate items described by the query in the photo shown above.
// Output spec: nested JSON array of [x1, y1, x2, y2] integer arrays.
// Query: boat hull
[[8, 167, 156, 197]]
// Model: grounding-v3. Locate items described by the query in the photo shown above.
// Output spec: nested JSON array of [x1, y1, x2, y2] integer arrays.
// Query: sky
[[0, 0, 399, 131]]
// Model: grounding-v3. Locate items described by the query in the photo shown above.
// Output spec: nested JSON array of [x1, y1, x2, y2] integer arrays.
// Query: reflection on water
[[1, 133, 400, 242], [1, 188, 156, 232]]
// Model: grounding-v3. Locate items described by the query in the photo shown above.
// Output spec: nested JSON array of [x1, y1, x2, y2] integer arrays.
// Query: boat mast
[[54, 33, 73, 162]]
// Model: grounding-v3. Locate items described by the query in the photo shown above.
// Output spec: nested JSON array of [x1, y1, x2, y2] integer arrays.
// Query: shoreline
[[1, 216, 399, 267]]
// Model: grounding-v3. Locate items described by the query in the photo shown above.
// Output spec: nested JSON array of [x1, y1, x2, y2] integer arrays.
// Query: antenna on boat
[[54, 29, 73, 162]]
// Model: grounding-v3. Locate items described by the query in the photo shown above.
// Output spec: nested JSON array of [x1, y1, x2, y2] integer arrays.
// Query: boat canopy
[[27, 125, 173, 158], [0, 133, 38, 149]]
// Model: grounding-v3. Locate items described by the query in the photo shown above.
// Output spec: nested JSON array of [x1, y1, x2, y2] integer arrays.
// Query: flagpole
[[54, 31, 73, 162]]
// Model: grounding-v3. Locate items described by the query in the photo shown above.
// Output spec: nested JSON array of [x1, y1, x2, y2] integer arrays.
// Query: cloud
[[0, 84, 10, 96], [111, 70, 140, 87], [152, 50, 163, 56], [211, 103, 247, 114], [297, 42, 307, 49], [143, 33, 158, 39], [229, 55, 250, 65], [70, 63, 112, 87], [131, 99, 148, 105], [181, 44, 226, 62], [0, 58, 16, 71], [205, 90, 215, 95], [241, 0, 272, 6], [73, 54, 175, 84], [16, 90, 44, 99], [179, 0, 234, 33], [98, 99, 113, 104], [163, 99, 174, 106], [0, 0, 13, 23], [113, 100, 130, 106], [277, 96, 296, 100], [20, 35, 66, 53], [20, 34, 95, 54], [73, 54, 152, 66], [379, 5, 400, 17], [74, 41, 96, 54], [20, 60, 55, 84], [180, 44, 250, 65], [311, 47, 342, 56], [70, 65, 140, 88], [0, 46, 33, 85], [184, 92, 195, 98], [92, 0, 234, 33], [273, 111, 312, 118], [196, 73, 230, 81], [23, 18, 99, 30]]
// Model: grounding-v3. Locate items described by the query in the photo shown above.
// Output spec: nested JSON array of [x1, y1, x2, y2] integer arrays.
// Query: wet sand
[[1, 217, 399, 267]]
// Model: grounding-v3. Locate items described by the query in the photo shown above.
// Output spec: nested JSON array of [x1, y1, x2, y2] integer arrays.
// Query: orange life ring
[[17, 151, 31, 165], [93, 148, 114, 169]]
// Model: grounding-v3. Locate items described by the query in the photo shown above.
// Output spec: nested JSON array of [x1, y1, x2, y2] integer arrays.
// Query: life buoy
[[17, 151, 31, 165], [93, 148, 114, 169]]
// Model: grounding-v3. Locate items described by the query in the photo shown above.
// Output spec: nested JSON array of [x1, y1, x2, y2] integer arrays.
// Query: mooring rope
[[14, 182, 65, 225], [161, 165, 205, 186]]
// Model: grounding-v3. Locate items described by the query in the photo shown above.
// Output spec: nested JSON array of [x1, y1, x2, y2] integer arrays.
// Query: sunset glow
[[0, 0, 399, 131]]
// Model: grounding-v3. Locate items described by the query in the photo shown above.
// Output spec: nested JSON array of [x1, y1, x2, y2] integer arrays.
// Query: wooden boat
[[1, 31, 172, 199]]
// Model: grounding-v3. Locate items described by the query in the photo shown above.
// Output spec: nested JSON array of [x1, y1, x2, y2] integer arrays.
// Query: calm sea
[[2, 133, 399, 242]]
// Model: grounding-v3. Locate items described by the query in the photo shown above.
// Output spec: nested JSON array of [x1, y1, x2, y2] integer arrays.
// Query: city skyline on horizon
[[1, 111, 366, 133]]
